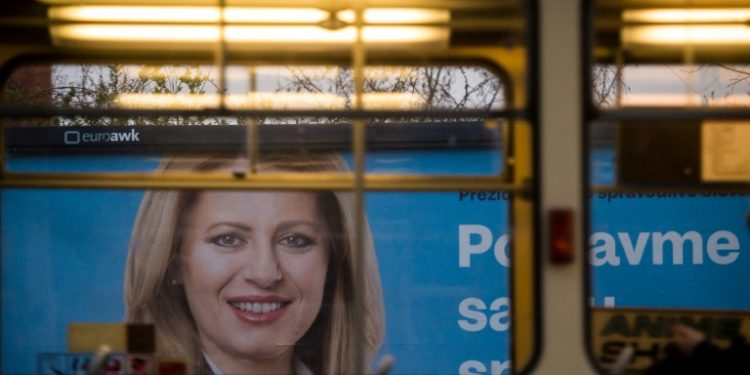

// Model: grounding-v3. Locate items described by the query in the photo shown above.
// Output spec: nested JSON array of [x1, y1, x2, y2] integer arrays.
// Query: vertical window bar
[[614, 49, 624, 108], [248, 66, 260, 174], [0, 100, 4, 176], [217, 0, 227, 111], [352, 4, 367, 374]]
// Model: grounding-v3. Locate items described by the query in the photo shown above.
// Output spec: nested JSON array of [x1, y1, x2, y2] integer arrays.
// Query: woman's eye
[[209, 234, 246, 248], [278, 234, 315, 248]]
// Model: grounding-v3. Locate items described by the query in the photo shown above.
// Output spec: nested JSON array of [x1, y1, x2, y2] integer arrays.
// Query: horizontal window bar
[[591, 184, 750, 195], [0, 172, 523, 191], [593, 108, 750, 122], [0, 106, 525, 120]]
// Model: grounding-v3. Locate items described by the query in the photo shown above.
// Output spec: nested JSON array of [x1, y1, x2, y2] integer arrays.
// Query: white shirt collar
[[293, 357, 314, 375], [204, 354, 224, 375]]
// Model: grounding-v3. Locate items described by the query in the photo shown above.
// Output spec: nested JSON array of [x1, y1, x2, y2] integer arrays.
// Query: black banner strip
[[5, 122, 502, 155]]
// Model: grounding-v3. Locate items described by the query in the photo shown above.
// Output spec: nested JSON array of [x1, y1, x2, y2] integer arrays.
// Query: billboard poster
[[590, 148, 750, 372], [1, 125, 510, 375], [589, 148, 750, 310]]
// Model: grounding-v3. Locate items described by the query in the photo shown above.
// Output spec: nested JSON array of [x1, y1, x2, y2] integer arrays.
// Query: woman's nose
[[240, 242, 283, 288]]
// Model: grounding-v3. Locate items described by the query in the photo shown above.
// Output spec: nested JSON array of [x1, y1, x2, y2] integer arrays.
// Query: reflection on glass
[[594, 64, 750, 108], [2, 63, 504, 126], [2, 63, 504, 177], [45, 5, 451, 50]]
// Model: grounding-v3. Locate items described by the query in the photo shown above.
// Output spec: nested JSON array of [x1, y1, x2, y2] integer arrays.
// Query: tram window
[[1, 61, 521, 374], [588, 2, 750, 374], [1, 0, 537, 371], [2, 62, 506, 176], [3, 64, 505, 117], [593, 64, 750, 109]]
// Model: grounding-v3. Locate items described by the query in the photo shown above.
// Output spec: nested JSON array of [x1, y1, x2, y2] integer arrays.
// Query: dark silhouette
[[645, 323, 750, 375]]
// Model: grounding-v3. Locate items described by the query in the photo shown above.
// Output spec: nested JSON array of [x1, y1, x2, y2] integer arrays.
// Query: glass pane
[[2, 152, 511, 374], [369, 191, 510, 374], [2, 63, 504, 117], [594, 64, 750, 109], [591, 3, 750, 372], [588, 120, 750, 373], [3, 62, 505, 176]]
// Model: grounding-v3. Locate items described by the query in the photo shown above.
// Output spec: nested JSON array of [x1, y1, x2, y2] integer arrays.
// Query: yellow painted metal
[[0, 8, 537, 373], [511, 119, 535, 373], [68, 323, 155, 354], [352, 5, 367, 372], [467, 34, 540, 372], [0, 172, 522, 191]]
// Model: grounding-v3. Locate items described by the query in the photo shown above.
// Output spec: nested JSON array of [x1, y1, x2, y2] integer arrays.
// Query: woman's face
[[179, 190, 330, 363]]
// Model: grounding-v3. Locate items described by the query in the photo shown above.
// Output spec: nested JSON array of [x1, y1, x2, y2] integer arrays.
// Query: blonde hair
[[124, 152, 384, 374]]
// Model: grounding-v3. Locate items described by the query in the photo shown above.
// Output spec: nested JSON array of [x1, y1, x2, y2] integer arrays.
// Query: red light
[[549, 208, 574, 263]]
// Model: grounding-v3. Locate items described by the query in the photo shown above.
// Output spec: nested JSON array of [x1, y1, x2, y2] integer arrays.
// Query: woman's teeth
[[231, 301, 283, 314]]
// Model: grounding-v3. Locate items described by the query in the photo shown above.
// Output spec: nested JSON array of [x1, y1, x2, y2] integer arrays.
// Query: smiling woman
[[123, 152, 384, 375]]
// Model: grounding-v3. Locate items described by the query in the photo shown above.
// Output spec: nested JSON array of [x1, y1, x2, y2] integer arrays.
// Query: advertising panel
[[590, 148, 750, 372], [1, 124, 511, 375], [590, 148, 750, 310]]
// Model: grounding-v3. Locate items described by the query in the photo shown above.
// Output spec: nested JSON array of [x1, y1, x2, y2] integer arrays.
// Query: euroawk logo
[[64, 129, 141, 145]]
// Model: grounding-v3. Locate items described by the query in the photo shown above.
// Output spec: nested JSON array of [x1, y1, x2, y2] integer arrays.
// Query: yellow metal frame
[[0, 3, 538, 373]]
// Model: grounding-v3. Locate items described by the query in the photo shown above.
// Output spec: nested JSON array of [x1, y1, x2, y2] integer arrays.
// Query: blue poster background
[[589, 149, 750, 310], [2, 150, 510, 375]]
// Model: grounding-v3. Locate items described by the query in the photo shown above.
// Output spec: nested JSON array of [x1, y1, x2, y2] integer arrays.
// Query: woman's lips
[[227, 296, 291, 324]]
